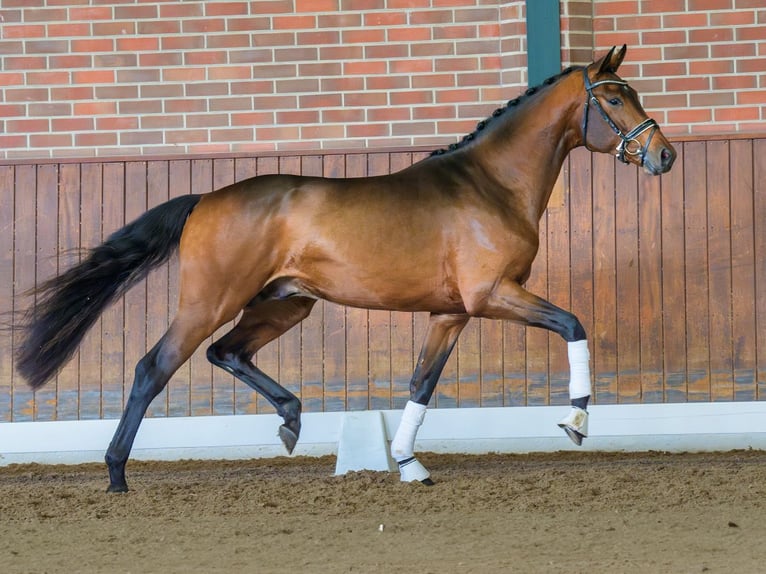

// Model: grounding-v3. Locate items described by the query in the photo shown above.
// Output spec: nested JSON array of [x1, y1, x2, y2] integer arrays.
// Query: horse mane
[[430, 65, 582, 157]]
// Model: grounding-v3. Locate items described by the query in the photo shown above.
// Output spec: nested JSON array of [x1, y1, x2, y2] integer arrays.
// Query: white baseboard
[[2, 402, 766, 467]]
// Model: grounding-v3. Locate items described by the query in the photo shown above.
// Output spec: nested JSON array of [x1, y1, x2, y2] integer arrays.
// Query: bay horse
[[16, 45, 675, 492]]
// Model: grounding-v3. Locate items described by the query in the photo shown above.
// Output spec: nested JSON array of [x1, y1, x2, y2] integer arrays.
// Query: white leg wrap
[[398, 457, 431, 483], [390, 400, 426, 461], [567, 339, 591, 399]]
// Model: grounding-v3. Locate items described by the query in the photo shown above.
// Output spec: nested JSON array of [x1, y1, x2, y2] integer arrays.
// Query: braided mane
[[430, 65, 581, 157]]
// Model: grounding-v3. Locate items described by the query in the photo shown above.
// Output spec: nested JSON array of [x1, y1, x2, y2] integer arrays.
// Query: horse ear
[[598, 45, 627, 74]]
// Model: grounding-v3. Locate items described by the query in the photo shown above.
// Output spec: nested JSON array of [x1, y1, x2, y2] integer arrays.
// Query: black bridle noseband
[[581, 69, 658, 166]]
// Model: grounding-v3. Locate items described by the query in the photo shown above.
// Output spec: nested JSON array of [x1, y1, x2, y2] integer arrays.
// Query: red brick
[[249, 1, 294, 15], [344, 92, 388, 107], [342, 29, 385, 43], [120, 131, 163, 146], [3, 56, 46, 70], [301, 124, 344, 140], [7, 118, 49, 132], [69, 6, 112, 20], [640, 0, 685, 12], [162, 36, 205, 51], [391, 91, 432, 105], [74, 101, 117, 115], [347, 123, 389, 138], [71, 38, 113, 52], [51, 86, 94, 101], [316, 13, 361, 28], [162, 68, 206, 82], [231, 112, 275, 126], [183, 19, 226, 33], [210, 97, 254, 111], [72, 70, 115, 84], [228, 17, 272, 31], [208, 34, 252, 48], [367, 107, 410, 122], [299, 94, 342, 109], [276, 78, 320, 93], [388, 27, 431, 42], [296, 0, 338, 11], [277, 110, 320, 124], [208, 66, 253, 80], [26, 71, 69, 85], [689, 28, 733, 43], [5, 88, 48, 102], [272, 15, 316, 29], [31, 133, 71, 148], [160, 2, 204, 18], [28, 102, 70, 116], [366, 75, 410, 90], [0, 104, 25, 116], [75, 132, 118, 147], [186, 114, 229, 128], [205, 2, 249, 15], [97, 116, 139, 130], [344, 61, 387, 75], [117, 37, 160, 52], [3, 24, 45, 38], [688, 0, 732, 9], [52, 117, 94, 132], [710, 10, 756, 26], [364, 12, 406, 26], [92, 21, 135, 36], [114, 5, 158, 19], [141, 115, 184, 129], [715, 106, 759, 122], [322, 108, 365, 123]]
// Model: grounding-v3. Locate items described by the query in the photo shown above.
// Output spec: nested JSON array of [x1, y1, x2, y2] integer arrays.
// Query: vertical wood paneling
[[166, 160, 192, 417], [0, 166, 14, 422], [706, 140, 734, 401], [661, 145, 687, 403], [683, 142, 711, 401], [56, 164, 82, 419], [145, 161, 170, 417], [591, 152, 617, 403], [729, 140, 756, 401], [100, 162, 125, 419], [35, 164, 59, 421], [13, 165, 37, 421], [1, 138, 764, 423]]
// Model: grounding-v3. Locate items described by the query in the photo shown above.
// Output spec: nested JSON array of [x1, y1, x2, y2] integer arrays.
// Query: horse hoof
[[398, 457, 431, 483], [557, 406, 588, 446], [278, 424, 299, 455], [562, 426, 585, 446], [106, 483, 129, 494]]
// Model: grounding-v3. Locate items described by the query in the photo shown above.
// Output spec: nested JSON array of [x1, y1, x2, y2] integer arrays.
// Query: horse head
[[581, 45, 676, 175]]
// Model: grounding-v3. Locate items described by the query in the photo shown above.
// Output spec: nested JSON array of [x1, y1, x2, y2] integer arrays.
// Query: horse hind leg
[[206, 296, 316, 454], [105, 313, 225, 492]]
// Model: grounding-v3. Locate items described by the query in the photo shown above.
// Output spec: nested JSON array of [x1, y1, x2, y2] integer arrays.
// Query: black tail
[[16, 194, 202, 390]]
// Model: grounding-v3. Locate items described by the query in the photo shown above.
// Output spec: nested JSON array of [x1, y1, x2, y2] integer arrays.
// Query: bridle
[[581, 68, 658, 166]]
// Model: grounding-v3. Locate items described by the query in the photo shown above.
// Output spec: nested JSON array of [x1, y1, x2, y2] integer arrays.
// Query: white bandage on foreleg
[[390, 400, 427, 462], [568, 339, 592, 399]]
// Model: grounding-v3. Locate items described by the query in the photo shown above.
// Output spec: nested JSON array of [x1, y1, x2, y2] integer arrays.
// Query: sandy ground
[[1, 450, 765, 573]]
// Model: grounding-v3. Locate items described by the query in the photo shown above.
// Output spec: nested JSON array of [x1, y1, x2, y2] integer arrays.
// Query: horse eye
[[609, 98, 622, 106]]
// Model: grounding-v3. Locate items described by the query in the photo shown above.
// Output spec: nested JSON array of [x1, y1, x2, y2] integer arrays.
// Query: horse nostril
[[660, 147, 674, 168]]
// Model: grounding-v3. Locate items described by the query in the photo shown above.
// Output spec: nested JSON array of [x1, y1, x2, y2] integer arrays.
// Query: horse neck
[[468, 74, 583, 222]]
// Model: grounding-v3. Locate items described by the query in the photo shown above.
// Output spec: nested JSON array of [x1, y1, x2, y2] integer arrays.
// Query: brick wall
[[0, 0, 519, 159], [0, 0, 763, 160], [592, 0, 766, 136]]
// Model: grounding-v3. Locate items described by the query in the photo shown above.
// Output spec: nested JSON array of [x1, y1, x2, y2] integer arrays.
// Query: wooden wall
[[1, 136, 765, 422]]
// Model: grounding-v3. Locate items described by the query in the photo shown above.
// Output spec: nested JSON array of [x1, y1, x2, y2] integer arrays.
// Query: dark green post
[[525, 0, 562, 86]]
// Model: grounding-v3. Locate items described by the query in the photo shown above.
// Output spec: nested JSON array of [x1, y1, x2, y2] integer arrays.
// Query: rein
[[581, 68, 658, 165]]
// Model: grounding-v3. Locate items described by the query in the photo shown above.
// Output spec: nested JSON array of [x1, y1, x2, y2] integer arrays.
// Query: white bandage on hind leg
[[568, 339, 592, 399], [390, 400, 427, 462]]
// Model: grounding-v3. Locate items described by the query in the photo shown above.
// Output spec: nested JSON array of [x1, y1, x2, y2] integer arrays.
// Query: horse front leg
[[391, 313, 469, 485], [467, 278, 591, 445]]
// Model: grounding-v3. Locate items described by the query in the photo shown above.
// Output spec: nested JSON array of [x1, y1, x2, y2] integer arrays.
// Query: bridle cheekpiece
[[581, 68, 658, 166]]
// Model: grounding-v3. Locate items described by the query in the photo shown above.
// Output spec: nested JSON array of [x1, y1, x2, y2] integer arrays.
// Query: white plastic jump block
[[334, 410, 397, 475]]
